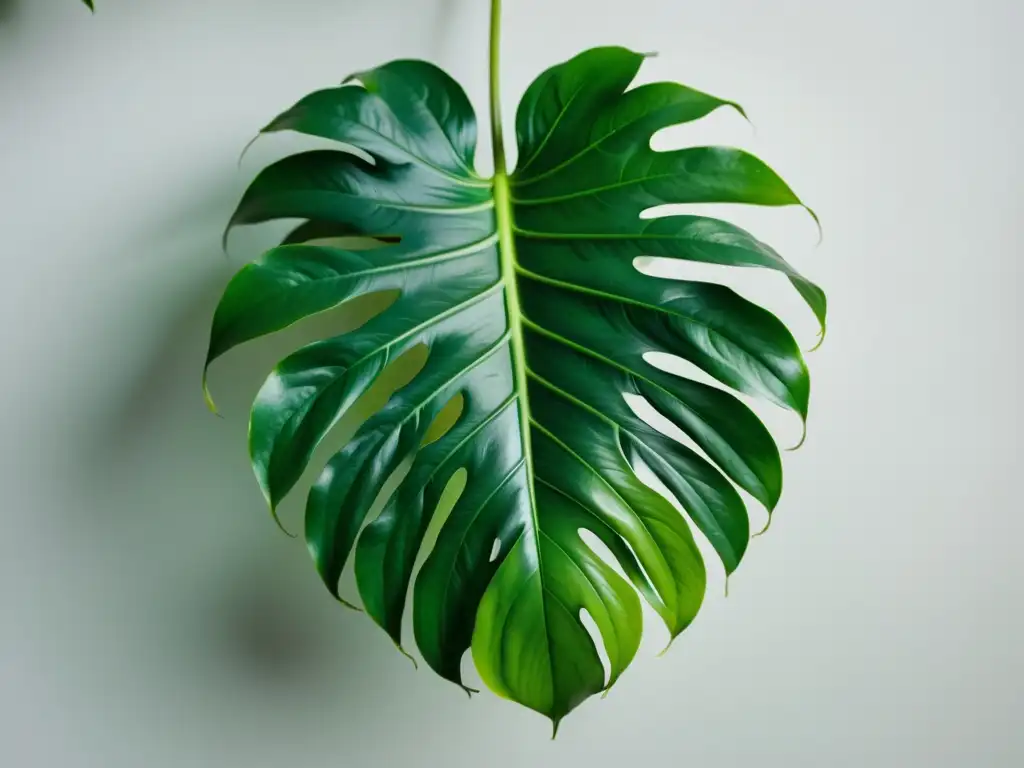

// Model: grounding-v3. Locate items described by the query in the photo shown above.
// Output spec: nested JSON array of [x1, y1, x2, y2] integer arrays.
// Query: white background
[[1, 0, 1020, 765]]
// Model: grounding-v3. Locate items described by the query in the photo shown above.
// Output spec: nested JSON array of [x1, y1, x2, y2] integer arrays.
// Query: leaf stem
[[489, 0, 539, 521], [489, 0, 507, 174]]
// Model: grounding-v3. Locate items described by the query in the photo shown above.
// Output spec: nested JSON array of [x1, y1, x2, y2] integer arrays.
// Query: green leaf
[[206, 46, 825, 730], [82, 0, 94, 10]]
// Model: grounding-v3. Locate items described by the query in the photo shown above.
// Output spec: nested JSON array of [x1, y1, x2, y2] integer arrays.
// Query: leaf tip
[[394, 642, 419, 670], [656, 634, 679, 658], [221, 224, 232, 256], [238, 133, 261, 168], [551, 718, 563, 740], [752, 514, 773, 538], [786, 419, 808, 452], [335, 595, 363, 612], [804, 205, 823, 245], [265, 494, 297, 539], [273, 517, 298, 539], [202, 374, 221, 417], [807, 327, 827, 353], [728, 100, 752, 127]]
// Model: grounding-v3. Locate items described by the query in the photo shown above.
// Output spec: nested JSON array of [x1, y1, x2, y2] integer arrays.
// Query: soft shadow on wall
[[61, 175, 419, 729], [31, 158, 463, 761]]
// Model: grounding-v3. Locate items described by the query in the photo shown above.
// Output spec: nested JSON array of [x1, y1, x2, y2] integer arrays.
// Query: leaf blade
[[206, 45, 825, 728]]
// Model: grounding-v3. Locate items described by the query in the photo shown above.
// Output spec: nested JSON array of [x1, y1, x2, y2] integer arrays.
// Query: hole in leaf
[[579, 527, 662, 626], [638, 201, 786, 234], [579, 529, 636, 593], [354, 467, 470, 637], [639, 201, 817, 257], [304, 235, 398, 250], [622, 392, 710, 464], [306, 289, 400, 348], [642, 351, 800, 446], [274, 341, 430, 536], [628, 450, 726, 599], [316, 341, 429, 459], [206, 289, 401, 419], [579, 527, 672, 654], [240, 134, 377, 184], [324, 449, 417, 605], [405, 467, 470, 648], [579, 608, 611, 688], [649, 107, 751, 156], [642, 350, 724, 391], [335, 340, 429, 439], [632, 254, 817, 343], [488, 538, 501, 563], [416, 467, 469, 568], [634, 254, 756, 285], [377, 341, 431, 395], [421, 392, 465, 448], [282, 218, 402, 248], [361, 454, 416, 528], [622, 390, 770, 533], [629, 451, 680, 511]]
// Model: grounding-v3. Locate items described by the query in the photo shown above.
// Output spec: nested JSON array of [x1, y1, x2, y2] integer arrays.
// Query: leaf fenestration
[[206, 48, 824, 728]]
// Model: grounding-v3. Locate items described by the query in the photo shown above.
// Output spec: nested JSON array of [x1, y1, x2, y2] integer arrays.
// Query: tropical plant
[[203, 0, 825, 732]]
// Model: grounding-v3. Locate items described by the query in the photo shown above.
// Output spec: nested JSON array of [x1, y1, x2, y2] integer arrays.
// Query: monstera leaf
[[205, 36, 824, 730]]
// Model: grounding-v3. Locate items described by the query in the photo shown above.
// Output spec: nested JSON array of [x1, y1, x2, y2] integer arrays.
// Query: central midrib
[[494, 170, 537, 520]]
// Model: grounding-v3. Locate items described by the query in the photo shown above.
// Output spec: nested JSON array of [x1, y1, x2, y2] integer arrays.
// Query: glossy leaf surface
[[206, 47, 824, 729]]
